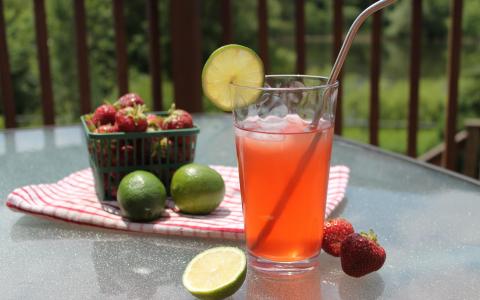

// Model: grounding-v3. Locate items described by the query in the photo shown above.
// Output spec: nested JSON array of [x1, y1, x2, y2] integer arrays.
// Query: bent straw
[[311, 0, 396, 127], [250, 0, 396, 252]]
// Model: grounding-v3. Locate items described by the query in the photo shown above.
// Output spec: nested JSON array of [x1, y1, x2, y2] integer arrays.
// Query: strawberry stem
[[168, 103, 176, 115], [360, 229, 378, 244]]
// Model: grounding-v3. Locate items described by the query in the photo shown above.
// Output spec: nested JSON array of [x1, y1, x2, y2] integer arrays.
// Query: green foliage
[[3, 0, 39, 124]]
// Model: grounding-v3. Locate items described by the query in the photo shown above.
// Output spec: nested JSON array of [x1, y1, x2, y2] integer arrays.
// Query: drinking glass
[[232, 75, 338, 273]]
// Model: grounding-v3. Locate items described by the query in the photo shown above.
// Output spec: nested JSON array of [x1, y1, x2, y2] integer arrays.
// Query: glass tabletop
[[1, 114, 479, 299]]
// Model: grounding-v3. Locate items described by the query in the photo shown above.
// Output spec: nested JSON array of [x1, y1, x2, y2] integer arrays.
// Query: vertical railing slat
[[147, 0, 162, 111], [33, 0, 55, 125], [113, 0, 128, 96], [332, 0, 343, 135], [73, 0, 91, 115], [0, 0, 16, 128], [407, 0, 422, 157], [369, 8, 382, 146], [295, 0, 305, 74], [170, 0, 202, 112], [258, 0, 269, 73], [443, 0, 463, 170], [464, 120, 480, 178], [221, 0, 232, 44]]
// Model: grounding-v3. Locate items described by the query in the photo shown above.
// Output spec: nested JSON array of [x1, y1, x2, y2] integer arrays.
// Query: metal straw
[[328, 0, 396, 85], [251, 0, 396, 252], [312, 0, 396, 127]]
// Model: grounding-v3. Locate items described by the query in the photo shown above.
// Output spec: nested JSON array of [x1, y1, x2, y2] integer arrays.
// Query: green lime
[[171, 163, 225, 215], [117, 170, 167, 222], [202, 44, 264, 111], [183, 247, 247, 300]]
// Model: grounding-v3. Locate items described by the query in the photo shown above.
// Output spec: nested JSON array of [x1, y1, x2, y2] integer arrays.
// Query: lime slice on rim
[[183, 247, 247, 300], [202, 44, 264, 111]]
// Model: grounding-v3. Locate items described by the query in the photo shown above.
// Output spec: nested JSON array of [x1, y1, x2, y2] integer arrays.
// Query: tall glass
[[232, 75, 338, 273]]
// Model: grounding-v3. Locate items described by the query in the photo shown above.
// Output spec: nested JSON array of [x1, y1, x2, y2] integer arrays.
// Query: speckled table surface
[[1, 113, 479, 300]]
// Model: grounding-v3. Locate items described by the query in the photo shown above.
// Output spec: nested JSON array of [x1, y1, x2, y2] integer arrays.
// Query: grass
[[343, 127, 440, 155]]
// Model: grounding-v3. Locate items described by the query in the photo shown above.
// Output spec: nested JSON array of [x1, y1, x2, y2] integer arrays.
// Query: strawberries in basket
[[85, 94, 196, 168]]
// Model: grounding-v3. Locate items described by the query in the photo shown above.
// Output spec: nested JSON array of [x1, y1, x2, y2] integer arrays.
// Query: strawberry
[[92, 104, 117, 126], [116, 93, 144, 108], [322, 218, 355, 257], [162, 104, 193, 130], [94, 123, 119, 134], [146, 114, 164, 130], [115, 105, 148, 132], [340, 230, 386, 277]]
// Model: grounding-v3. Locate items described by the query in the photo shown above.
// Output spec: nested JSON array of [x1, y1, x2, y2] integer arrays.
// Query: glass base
[[248, 252, 320, 275]]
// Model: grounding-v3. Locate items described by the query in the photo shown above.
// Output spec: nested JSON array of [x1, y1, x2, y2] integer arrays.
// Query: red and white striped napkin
[[6, 165, 350, 240]]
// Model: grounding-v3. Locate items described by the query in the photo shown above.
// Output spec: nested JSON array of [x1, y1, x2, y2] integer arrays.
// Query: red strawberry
[[95, 123, 119, 134], [115, 106, 148, 132], [92, 104, 117, 126], [116, 93, 144, 108], [146, 114, 164, 130], [162, 104, 193, 130], [322, 218, 355, 257], [340, 230, 386, 277]]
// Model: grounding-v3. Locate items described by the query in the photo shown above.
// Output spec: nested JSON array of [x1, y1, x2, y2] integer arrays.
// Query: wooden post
[[221, 0, 232, 44], [33, 0, 55, 125], [147, 0, 162, 110], [0, 0, 16, 128], [407, 0, 422, 157], [443, 0, 463, 170], [170, 0, 202, 112], [113, 0, 128, 96], [464, 119, 480, 178], [73, 0, 91, 115], [332, 0, 343, 135], [258, 0, 269, 73], [369, 8, 382, 146], [295, 0, 305, 74]]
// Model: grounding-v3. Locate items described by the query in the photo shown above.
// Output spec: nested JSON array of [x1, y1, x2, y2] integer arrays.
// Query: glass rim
[[231, 74, 339, 91]]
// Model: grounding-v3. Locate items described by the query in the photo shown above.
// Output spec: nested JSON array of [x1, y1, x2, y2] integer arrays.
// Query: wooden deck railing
[[0, 0, 477, 177], [419, 119, 480, 179]]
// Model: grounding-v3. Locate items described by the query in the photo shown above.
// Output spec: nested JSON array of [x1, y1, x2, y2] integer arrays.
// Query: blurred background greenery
[[1, 0, 479, 155]]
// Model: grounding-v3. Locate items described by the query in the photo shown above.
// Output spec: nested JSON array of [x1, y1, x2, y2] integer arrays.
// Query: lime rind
[[183, 247, 247, 300], [202, 44, 264, 111]]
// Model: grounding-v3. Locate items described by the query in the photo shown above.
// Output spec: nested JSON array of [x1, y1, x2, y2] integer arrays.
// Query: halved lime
[[183, 247, 247, 300], [202, 44, 264, 111]]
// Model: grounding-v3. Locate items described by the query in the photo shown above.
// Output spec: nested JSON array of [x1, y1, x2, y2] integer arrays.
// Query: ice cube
[[258, 115, 288, 132], [257, 92, 289, 118], [285, 114, 308, 125], [247, 131, 285, 142], [239, 115, 260, 130]]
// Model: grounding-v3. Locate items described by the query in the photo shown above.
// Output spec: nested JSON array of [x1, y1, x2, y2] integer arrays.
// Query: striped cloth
[[6, 165, 350, 240]]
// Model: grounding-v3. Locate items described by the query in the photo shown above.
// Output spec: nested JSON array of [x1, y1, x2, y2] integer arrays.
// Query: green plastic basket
[[81, 112, 200, 201]]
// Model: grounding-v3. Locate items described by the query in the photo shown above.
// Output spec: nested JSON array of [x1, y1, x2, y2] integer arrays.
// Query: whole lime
[[117, 170, 167, 222], [171, 164, 225, 215]]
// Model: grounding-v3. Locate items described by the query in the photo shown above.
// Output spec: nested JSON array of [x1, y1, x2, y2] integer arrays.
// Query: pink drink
[[235, 115, 334, 262]]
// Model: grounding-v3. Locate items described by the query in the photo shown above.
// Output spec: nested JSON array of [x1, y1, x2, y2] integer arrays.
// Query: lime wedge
[[202, 44, 264, 111], [182, 247, 247, 300]]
